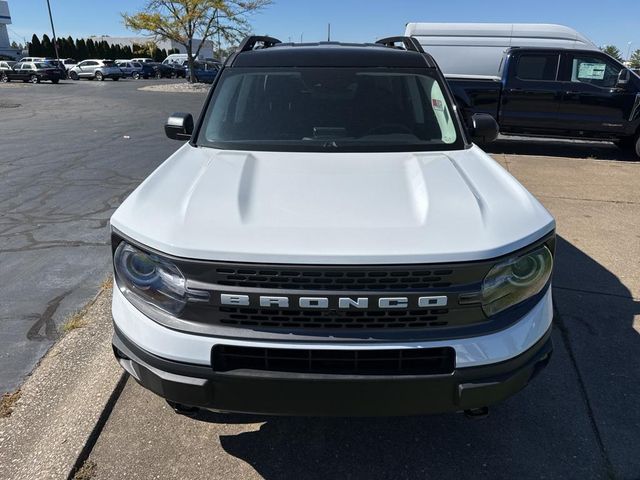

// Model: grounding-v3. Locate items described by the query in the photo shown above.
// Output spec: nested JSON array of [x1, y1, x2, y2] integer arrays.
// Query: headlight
[[113, 242, 187, 316], [462, 245, 553, 316]]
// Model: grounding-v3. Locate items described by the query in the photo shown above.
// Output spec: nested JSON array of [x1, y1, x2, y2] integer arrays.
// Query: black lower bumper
[[112, 327, 552, 416]]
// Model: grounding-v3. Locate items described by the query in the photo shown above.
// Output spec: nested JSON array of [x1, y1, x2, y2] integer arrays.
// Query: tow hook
[[464, 406, 489, 419], [167, 400, 200, 417]]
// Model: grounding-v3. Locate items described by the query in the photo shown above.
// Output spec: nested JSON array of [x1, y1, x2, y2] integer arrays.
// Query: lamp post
[[45, 0, 60, 62]]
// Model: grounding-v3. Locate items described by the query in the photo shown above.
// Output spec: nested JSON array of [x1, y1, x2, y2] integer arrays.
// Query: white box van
[[405, 23, 599, 77]]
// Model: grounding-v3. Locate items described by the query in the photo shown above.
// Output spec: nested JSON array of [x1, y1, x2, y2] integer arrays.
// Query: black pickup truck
[[448, 48, 640, 156]]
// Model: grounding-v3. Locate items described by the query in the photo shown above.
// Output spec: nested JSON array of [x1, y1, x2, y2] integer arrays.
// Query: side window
[[515, 54, 559, 81], [569, 55, 621, 88]]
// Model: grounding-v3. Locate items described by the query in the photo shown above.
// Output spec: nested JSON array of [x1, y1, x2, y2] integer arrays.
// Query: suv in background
[[110, 36, 555, 418], [115, 60, 143, 79], [69, 59, 122, 81], [186, 60, 219, 83], [2, 61, 62, 83], [131, 57, 154, 64], [0, 60, 16, 81]]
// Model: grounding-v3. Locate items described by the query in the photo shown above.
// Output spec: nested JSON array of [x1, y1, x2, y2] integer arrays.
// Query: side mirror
[[165, 113, 194, 140], [617, 68, 631, 87], [469, 113, 499, 144]]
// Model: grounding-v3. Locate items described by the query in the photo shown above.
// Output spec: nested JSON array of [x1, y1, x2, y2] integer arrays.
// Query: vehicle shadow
[[193, 236, 639, 480], [485, 136, 639, 161]]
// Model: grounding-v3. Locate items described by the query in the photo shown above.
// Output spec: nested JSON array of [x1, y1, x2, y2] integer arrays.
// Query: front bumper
[[112, 282, 554, 416], [113, 325, 552, 416]]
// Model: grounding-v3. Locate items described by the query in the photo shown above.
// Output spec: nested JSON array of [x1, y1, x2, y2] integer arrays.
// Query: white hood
[[111, 144, 554, 264]]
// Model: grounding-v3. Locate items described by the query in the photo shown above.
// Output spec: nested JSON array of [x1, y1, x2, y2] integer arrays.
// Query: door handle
[[508, 88, 523, 93], [565, 91, 580, 95]]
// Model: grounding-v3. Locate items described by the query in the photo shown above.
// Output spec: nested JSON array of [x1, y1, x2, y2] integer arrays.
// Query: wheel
[[0, 73, 8, 83], [617, 133, 640, 157], [155, 71, 162, 79], [132, 72, 140, 80], [69, 71, 79, 80], [95, 71, 104, 81], [112, 77, 119, 81], [51, 79, 59, 84], [29, 74, 40, 84]]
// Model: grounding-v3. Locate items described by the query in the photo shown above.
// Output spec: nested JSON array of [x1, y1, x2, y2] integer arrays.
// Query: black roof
[[228, 37, 436, 68]]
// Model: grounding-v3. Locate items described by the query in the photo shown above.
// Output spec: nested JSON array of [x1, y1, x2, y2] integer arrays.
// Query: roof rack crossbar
[[237, 35, 282, 52], [375, 36, 425, 53]]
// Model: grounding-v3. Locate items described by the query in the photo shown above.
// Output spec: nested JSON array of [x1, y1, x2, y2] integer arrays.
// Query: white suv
[[68, 59, 122, 81], [110, 36, 555, 418]]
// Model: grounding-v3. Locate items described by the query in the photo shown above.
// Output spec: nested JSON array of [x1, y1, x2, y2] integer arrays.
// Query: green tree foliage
[[628, 49, 640, 69], [29, 34, 42, 56], [122, 0, 272, 82], [602, 45, 623, 62]]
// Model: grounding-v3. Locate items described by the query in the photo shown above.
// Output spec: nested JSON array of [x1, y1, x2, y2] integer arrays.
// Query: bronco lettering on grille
[[220, 294, 447, 309]]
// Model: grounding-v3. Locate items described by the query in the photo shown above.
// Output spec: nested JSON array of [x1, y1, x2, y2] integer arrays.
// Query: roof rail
[[237, 35, 282, 52], [375, 36, 425, 53]]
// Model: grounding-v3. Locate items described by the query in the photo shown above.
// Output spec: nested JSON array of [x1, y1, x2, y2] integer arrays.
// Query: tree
[[29, 34, 42, 56], [602, 45, 623, 62], [122, 0, 272, 82], [629, 49, 640, 69]]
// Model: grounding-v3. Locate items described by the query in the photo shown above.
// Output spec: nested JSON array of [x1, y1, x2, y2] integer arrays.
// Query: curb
[[0, 286, 124, 480]]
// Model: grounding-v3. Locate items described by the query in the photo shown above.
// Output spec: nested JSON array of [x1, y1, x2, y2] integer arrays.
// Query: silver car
[[69, 59, 122, 81]]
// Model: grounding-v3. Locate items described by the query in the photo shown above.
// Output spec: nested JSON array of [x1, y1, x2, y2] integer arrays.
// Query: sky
[[5, 0, 640, 57]]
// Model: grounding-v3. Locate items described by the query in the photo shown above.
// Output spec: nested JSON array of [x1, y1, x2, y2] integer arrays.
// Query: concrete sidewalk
[[83, 147, 640, 480]]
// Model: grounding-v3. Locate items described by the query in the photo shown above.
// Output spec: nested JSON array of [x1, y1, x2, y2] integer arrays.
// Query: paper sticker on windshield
[[432, 98, 444, 111], [577, 62, 606, 80]]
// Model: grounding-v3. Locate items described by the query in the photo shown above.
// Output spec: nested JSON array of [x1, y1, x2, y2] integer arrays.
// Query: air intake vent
[[212, 345, 455, 375]]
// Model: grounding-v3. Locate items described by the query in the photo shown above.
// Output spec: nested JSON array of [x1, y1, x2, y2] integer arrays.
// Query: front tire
[[617, 133, 640, 158], [1, 73, 8, 83], [29, 74, 40, 84], [69, 71, 79, 80], [132, 72, 140, 80], [95, 71, 104, 81]]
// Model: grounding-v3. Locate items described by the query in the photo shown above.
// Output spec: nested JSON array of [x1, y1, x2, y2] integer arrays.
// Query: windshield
[[197, 67, 463, 152], [34, 62, 50, 69]]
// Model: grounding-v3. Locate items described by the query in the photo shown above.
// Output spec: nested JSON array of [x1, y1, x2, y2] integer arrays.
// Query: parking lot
[[1, 80, 639, 479], [0, 79, 207, 392]]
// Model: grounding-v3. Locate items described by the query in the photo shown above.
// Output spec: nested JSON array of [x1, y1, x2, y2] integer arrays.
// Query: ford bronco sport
[[110, 36, 555, 417]]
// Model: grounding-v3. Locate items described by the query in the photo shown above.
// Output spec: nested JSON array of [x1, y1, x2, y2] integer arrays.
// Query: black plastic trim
[[112, 325, 553, 416]]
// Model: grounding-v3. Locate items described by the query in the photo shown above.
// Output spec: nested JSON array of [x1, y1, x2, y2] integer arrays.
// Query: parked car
[[110, 36, 555, 418], [134, 62, 156, 79], [2, 61, 62, 83], [186, 60, 219, 83], [43, 59, 68, 79], [115, 60, 143, 78], [146, 62, 182, 79], [68, 59, 122, 81], [131, 57, 154, 64], [0, 60, 16, 80], [61, 58, 77, 71]]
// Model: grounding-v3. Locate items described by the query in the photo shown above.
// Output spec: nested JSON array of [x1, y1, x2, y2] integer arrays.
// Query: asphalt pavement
[[0, 79, 207, 393]]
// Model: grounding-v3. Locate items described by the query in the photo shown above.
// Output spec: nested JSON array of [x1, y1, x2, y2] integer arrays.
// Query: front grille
[[217, 306, 450, 329], [212, 345, 455, 375], [212, 266, 455, 291]]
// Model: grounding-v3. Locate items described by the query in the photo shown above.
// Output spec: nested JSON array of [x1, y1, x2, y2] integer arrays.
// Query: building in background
[[88, 35, 216, 59], [0, 1, 20, 59]]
